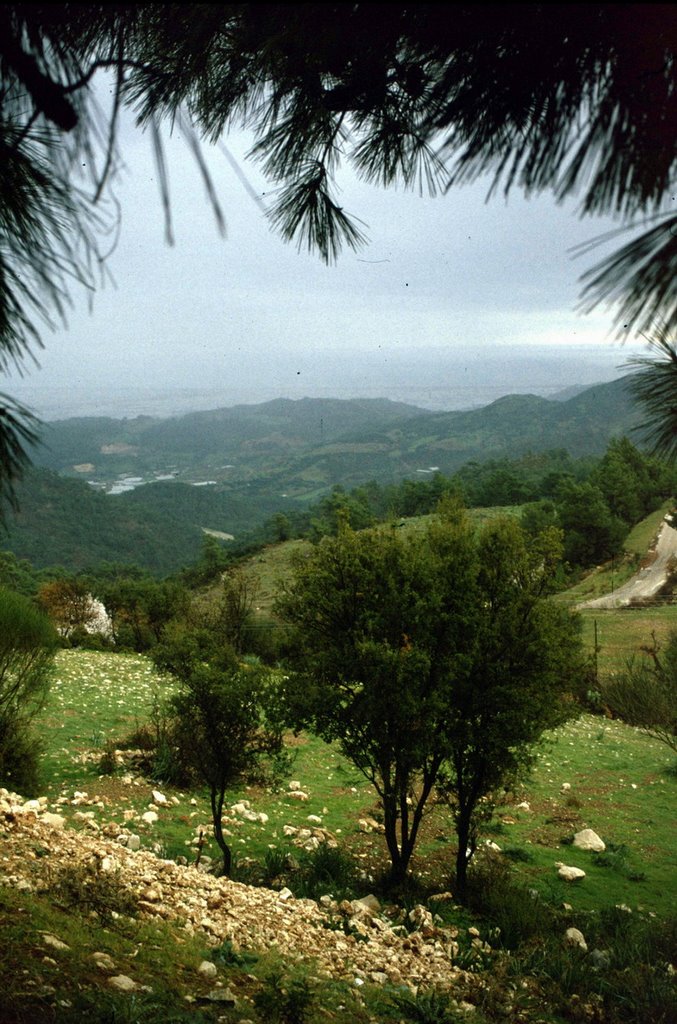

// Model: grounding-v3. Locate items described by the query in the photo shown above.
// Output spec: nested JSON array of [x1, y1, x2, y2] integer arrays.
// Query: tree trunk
[[210, 785, 232, 876], [455, 805, 473, 901]]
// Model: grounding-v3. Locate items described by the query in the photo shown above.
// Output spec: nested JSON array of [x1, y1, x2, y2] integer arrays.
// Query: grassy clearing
[[233, 506, 527, 619], [579, 605, 677, 679]]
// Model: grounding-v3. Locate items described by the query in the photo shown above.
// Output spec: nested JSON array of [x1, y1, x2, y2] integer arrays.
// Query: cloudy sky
[[4, 91, 648, 419]]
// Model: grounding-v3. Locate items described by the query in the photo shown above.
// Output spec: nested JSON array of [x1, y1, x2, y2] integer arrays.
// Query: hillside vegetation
[[33, 379, 641, 494], [1, 378, 670, 576], [0, 490, 675, 1021]]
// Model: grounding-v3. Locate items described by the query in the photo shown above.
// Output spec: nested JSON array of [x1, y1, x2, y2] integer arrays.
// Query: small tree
[[36, 578, 99, 640], [153, 632, 285, 875], [278, 509, 478, 884], [101, 577, 188, 651], [603, 632, 677, 755], [0, 587, 58, 793], [438, 519, 585, 896], [278, 509, 584, 894], [207, 570, 259, 655]]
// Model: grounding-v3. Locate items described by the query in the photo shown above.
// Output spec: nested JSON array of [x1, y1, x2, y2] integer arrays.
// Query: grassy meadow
[[36, 641, 676, 920]]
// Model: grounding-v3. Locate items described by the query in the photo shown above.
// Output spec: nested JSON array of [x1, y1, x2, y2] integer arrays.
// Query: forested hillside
[[1, 376, 658, 575], [32, 378, 641, 494]]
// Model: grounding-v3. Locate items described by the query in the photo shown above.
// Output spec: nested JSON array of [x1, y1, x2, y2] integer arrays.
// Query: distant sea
[[4, 343, 641, 421]]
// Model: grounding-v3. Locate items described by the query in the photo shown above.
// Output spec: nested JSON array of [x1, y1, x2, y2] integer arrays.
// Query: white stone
[[197, 960, 217, 978], [354, 894, 381, 915], [288, 780, 301, 791], [151, 790, 167, 805], [573, 829, 605, 852], [141, 811, 158, 825], [307, 815, 322, 824], [564, 927, 588, 951], [108, 975, 137, 992], [557, 864, 586, 882], [41, 933, 70, 951], [91, 952, 116, 972], [289, 791, 309, 801], [408, 905, 434, 931], [127, 834, 141, 851], [277, 887, 294, 900], [41, 812, 66, 828]]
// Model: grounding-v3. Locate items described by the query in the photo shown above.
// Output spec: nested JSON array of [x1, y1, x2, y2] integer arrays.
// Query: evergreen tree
[[279, 507, 583, 893]]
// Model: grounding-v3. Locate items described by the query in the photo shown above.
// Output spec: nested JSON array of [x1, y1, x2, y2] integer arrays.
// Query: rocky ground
[[0, 788, 476, 997]]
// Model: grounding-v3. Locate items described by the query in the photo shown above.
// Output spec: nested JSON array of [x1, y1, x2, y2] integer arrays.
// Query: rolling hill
[[2, 376, 647, 574]]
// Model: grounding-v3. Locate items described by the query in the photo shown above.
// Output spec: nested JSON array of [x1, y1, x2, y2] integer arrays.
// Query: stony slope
[[0, 789, 470, 994]]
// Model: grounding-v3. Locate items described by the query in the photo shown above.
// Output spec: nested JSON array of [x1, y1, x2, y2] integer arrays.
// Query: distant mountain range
[[4, 375, 645, 574]]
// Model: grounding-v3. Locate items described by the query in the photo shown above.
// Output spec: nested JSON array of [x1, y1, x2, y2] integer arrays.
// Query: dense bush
[[0, 587, 58, 794]]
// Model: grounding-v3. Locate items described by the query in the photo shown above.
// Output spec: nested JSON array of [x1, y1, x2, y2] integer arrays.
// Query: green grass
[[579, 605, 677, 679], [478, 714, 677, 915], [33, 650, 676, 922]]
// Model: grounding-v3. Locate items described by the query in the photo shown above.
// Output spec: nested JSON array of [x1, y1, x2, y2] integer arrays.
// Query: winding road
[[578, 518, 677, 609]]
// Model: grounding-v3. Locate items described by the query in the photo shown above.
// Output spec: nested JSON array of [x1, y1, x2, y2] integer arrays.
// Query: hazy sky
[[4, 89, 648, 418]]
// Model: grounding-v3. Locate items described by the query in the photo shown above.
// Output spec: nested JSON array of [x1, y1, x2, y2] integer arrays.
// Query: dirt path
[[578, 518, 677, 609]]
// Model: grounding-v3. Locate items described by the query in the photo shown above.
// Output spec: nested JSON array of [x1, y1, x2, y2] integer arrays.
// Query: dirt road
[[578, 518, 677, 609]]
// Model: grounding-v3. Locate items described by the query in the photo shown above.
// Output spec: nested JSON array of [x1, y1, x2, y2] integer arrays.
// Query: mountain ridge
[[3, 375, 647, 573]]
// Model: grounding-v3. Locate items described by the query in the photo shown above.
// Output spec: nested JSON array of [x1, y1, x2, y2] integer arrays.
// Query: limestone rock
[[201, 987, 238, 1006], [353, 894, 380, 915], [197, 960, 217, 978], [573, 829, 605, 852], [108, 975, 137, 992], [40, 933, 70, 952], [91, 952, 116, 972], [41, 812, 66, 829], [141, 811, 158, 825], [2, 790, 477, 993], [590, 948, 611, 969], [151, 790, 167, 805], [564, 927, 588, 951], [556, 863, 586, 882], [408, 905, 434, 932]]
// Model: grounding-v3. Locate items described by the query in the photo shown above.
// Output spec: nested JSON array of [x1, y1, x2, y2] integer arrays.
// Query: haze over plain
[[4, 98, 648, 421]]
